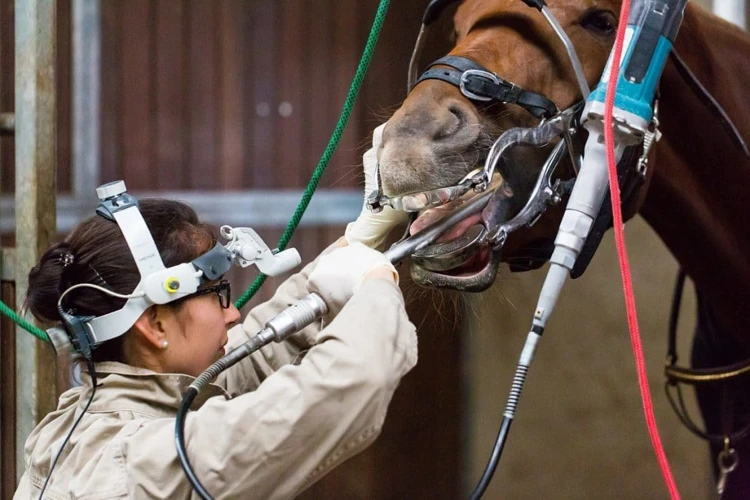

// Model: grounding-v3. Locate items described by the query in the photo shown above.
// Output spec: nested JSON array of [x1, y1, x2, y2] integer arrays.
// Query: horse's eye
[[580, 10, 616, 36]]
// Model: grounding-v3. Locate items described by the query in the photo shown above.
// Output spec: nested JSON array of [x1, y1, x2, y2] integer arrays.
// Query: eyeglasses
[[171, 280, 231, 309]]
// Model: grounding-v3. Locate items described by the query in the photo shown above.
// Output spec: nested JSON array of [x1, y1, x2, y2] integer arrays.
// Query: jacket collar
[[67, 361, 230, 419]]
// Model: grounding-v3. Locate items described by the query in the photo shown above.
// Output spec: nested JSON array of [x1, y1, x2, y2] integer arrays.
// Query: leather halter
[[415, 56, 559, 119]]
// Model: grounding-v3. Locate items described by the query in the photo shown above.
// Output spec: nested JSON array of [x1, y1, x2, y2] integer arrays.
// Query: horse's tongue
[[410, 206, 451, 235], [410, 201, 483, 243], [434, 213, 482, 243]]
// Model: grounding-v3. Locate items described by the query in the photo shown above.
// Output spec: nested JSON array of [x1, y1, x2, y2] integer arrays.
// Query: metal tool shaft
[[384, 188, 494, 264]]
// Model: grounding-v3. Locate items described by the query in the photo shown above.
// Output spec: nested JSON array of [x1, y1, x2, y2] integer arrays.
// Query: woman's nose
[[225, 303, 241, 328]]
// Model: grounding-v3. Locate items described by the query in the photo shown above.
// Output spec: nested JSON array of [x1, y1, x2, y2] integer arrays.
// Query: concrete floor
[[462, 216, 714, 499]]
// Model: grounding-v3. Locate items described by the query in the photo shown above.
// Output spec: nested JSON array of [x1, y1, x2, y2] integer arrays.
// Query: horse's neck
[[640, 5, 750, 342]]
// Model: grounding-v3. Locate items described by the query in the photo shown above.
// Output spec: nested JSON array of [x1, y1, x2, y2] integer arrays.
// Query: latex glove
[[344, 124, 410, 250], [307, 242, 398, 317]]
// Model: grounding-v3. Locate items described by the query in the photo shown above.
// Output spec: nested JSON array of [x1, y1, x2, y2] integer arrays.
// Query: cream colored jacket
[[15, 258, 417, 499]]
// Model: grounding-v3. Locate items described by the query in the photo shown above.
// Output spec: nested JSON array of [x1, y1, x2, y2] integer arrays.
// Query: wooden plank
[[154, 0, 188, 190], [1, 282, 16, 499], [247, 1, 277, 189], [306, 0, 332, 190], [328, 0, 360, 190], [187, 0, 219, 190], [119, 0, 153, 190], [0, 0, 14, 195], [275, 0, 305, 189], [217, 0, 249, 190], [72, 0, 103, 197], [56, 0, 72, 193], [15, 0, 59, 481], [99, 0, 120, 183]]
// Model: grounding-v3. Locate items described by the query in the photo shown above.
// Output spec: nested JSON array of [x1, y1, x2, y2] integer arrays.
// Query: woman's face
[[158, 282, 241, 377]]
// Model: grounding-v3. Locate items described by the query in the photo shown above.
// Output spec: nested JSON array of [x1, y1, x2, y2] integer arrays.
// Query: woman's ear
[[132, 306, 170, 350]]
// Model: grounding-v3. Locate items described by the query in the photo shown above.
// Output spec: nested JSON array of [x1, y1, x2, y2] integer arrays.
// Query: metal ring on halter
[[459, 69, 503, 102]]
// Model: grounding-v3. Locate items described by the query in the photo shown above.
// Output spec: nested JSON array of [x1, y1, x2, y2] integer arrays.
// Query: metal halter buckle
[[459, 69, 502, 102]]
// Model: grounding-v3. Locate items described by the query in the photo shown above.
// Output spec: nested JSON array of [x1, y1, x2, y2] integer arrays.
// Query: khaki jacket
[[15, 257, 417, 499]]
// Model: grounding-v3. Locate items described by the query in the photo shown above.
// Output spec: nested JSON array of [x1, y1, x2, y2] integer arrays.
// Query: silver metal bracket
[[221, 226, 301, 277]]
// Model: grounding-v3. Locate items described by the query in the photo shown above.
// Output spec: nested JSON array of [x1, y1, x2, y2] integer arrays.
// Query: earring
[[161, 340, 169, 349]]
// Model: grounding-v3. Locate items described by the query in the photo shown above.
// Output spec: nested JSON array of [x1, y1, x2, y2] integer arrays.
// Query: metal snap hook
[[716, 438, 739, 495]]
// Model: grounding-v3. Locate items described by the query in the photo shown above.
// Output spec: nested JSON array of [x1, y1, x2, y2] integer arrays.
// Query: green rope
[[0, 299, 49, 342], [235, 0, 391, 310], [2, 0, 390, 339]]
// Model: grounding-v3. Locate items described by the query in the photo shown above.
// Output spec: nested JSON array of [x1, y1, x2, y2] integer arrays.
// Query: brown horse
[[379, 1, 750, 496]]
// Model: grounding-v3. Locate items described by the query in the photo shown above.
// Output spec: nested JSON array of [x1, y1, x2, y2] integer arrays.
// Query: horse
[[377, 1, 750, 497]]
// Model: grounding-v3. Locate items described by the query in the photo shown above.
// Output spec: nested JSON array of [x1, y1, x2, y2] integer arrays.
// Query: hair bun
[[26, 242, 76, 323]]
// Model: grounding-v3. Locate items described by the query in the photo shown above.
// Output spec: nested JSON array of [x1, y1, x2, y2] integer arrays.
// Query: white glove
[[307, 242, 398, 317], [344, 124, 410, 250]]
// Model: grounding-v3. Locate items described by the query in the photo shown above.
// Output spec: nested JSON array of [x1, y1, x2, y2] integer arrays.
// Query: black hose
[[175, 387, 214, 500], [469, 416, 513, 500]]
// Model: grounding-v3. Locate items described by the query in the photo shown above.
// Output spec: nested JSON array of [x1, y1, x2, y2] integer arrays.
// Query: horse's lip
[[410, 246, 500, 292], [411, 224, 485, 272]]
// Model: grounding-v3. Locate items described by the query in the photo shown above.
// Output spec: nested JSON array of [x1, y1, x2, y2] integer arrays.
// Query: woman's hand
[[307, 242, 397, 317], [344, 124, 410, 250]]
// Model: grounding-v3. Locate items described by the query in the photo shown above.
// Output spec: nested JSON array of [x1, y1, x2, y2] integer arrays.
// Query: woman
[[15, 128, 415, 499]]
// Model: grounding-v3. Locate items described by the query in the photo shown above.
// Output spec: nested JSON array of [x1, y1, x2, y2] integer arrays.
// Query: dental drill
[[469, 1, 689, 499]]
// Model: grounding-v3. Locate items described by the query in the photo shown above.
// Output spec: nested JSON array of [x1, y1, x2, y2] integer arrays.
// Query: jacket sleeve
[[217, 242, 341, 397], [121, 278, 418, 500]]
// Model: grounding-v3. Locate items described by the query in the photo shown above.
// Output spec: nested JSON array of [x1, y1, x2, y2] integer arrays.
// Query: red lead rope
[[603, 1, 681, 498]]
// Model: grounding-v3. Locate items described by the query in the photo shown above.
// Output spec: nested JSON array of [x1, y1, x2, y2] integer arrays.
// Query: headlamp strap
[[97, 191, 166, 277]]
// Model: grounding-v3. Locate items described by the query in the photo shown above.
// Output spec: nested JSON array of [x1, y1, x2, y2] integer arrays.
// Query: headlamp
[[48, 180, 301, 357]]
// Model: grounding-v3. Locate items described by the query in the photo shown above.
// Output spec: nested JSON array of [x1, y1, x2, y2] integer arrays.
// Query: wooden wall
[[98, 0, 401, 192]]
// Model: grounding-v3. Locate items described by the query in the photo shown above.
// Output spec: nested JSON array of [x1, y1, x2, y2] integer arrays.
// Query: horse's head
[[380, 0, 623, 290]]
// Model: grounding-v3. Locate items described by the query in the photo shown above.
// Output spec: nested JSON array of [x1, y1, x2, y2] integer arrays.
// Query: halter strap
[[664, 268, 750, 447], [415, 56, 559, 119], [665, 269, 750, 385], [670, 50, 750, 158]]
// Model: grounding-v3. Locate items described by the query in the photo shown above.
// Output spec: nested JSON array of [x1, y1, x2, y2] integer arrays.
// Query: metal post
[[14, 0, 58, 482], [72, 0, 100, 196], [713, 0, 746, 29], [0, 112, 14, 134]]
